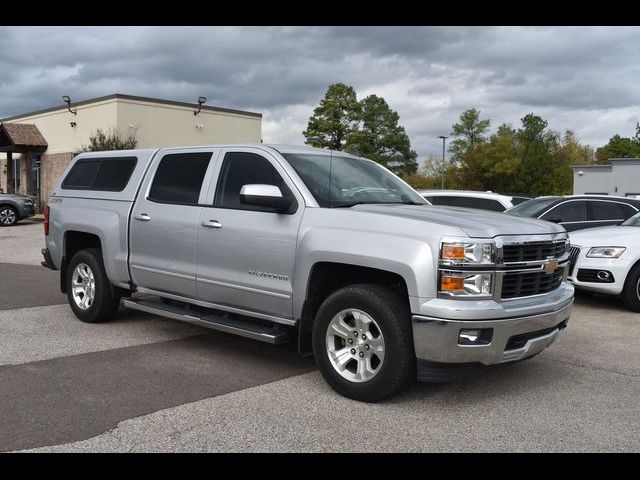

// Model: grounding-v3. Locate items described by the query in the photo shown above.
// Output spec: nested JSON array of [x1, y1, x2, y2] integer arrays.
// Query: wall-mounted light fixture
[[196, 123, 204, 129], [194, 96, 207, 116], [577, 170, 584, 176], [62, 95, 77, 115]]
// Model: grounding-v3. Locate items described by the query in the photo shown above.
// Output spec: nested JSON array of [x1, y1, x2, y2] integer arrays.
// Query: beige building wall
[[0, 95, 262, 209], [1, 99, 118, 155], [116, 98, 262, 148]]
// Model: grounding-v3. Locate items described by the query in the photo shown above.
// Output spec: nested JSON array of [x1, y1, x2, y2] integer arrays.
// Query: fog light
[[460, 329, 480, 342], [458, 328, 493, 346]]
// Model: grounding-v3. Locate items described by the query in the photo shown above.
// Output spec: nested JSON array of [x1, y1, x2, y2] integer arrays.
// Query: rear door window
[[148, 152, 212, 205], [62, 157, 137, 191], [589, 201, 636, 221]]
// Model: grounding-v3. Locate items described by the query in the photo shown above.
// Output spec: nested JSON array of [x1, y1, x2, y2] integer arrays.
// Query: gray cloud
[[1, 26, 640, 157]]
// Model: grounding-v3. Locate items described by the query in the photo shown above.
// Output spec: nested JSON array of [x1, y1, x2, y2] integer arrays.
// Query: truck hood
[[569, 226, 640, 247], [352, 204, 566, 238]]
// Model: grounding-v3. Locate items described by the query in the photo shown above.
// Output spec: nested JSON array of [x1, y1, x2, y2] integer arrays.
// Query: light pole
[[437, 135, 448, 190]]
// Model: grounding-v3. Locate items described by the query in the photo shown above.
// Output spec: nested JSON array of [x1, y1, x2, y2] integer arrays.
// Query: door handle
[[135, 213, 151, 221], [201, 220, 223, 229]]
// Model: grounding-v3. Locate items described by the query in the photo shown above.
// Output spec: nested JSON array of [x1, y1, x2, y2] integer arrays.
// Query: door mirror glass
[[239, 184, 291, 212], [547, 216, 562, 223]]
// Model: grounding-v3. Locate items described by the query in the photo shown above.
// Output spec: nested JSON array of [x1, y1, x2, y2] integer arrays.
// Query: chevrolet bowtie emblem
[[543, 258, 558, 274]]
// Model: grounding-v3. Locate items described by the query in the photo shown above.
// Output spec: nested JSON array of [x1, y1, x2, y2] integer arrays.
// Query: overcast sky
[[1, 26, 639, 158]]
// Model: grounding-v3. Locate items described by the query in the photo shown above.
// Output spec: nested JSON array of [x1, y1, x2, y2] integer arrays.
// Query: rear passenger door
[[588, 201, 638, 228], [540, 200, 588, 231], [129, 149, 219, 298], [196, 148, 304, 319]]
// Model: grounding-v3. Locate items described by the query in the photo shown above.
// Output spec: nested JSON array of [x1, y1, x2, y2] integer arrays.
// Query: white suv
[[417, 190, 530, 212]]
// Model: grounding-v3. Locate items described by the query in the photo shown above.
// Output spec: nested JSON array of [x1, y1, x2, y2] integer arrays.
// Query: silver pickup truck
[[42, 144, 574, 401]]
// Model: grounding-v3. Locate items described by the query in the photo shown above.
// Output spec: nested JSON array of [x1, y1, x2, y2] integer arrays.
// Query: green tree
[[303, 83, 360, 150], [449, 108, 491, 161], [84, 127, 137, 151], [515, 114, 559, 195], [346, 94, 417, 175], [595, 133, 640, 163], [552, 130, 595, 193]]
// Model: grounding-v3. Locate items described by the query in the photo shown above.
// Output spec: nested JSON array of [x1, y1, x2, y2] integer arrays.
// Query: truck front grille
[[568, 246, 581, 276], [502, 241, 566, 263], [501, 268, 564, 299]]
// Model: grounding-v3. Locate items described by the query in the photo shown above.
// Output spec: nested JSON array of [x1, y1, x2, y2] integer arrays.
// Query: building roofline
[[0, 93, 262, 122], [571, 165, 612, 169]]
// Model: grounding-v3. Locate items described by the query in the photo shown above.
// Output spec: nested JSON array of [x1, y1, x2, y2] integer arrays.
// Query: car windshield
[[504, 197, 560, 217], [622, 212, 640, 226], [281, 152, 427, 208]]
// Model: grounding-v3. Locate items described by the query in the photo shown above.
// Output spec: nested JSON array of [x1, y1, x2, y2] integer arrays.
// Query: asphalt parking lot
[[1, 220, 639, 452]]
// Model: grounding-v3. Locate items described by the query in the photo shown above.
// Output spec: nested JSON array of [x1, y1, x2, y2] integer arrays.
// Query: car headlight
[[439, 239, 495, 298], [439, 241, 495, 265], [586, 246, 626, 258], [439, 271, 493, 297]]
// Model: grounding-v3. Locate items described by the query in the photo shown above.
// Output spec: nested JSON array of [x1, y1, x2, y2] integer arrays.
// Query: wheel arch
[[296, 261, 413, 355]]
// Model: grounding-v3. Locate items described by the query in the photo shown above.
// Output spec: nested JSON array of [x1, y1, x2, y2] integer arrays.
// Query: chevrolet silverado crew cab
[[42, 144, 574, 402]]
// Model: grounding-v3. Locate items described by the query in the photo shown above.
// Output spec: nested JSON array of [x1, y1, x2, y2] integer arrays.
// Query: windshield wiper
[[329, 201, 425, 208]]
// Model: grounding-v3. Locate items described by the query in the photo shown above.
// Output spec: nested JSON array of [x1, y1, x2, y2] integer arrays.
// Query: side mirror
[[239, 184, 292, 212], [546, 216, 562, 224]]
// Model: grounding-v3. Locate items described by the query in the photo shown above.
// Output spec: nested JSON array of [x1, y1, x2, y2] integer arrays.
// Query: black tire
[[622, 263, 640, 312], [66, 248, 121, 323], [0, 205, 18, 226], [312, 284, 415, 402]]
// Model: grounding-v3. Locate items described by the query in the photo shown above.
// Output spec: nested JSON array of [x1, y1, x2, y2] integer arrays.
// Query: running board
[[123, 297, 289, 345]]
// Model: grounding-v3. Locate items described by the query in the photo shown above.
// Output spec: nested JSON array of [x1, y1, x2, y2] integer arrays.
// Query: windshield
[[504, 197, 560, 217], [622, 212, 640, 226], [282, 153, 427, 208]]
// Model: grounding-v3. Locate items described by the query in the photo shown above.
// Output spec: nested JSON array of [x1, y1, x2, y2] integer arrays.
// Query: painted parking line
[[0, 332, 315, 452]]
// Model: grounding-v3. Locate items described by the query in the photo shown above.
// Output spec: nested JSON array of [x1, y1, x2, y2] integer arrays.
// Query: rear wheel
[[312, 284, 415, 402], [67, 248, 121, 323], [622, 264, 640, 312], [0, 206, 18, 226]]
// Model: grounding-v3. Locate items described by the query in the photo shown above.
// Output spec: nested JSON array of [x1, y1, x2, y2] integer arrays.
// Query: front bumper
[[19, 203, 35, 218], [568, 255, 627, 295], [412, 299, 572, 371]]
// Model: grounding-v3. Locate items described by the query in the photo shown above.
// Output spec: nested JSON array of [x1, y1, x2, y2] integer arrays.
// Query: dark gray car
[[0, 193, 36, 226], [504, 195, 640, 232]]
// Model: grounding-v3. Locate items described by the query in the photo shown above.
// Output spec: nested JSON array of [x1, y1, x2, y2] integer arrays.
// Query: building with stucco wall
[[572, 158, 640, 198], [0, 94, 262, 209]]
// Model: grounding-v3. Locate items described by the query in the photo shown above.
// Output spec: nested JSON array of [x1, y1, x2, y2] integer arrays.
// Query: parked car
[[0, 192, 36, 226], [417, 190, 525, 212], [504, 195, 640, 232], [567, 212, 640, 311], [42, 144, 574, 402]]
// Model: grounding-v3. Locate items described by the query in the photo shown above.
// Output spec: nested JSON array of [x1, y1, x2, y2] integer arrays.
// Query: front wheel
[[67, 248, 121, 323], [622, 264, 640, 312], [312, 284, 415, 402]]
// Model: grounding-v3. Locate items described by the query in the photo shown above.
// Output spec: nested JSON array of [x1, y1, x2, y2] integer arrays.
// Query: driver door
[[196, 148, 305, 319]]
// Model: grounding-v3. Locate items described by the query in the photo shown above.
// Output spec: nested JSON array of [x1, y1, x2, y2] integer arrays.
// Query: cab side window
[[213, 152, 295, 212]]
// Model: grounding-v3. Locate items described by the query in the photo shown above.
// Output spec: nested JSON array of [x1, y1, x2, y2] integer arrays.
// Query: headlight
[[586, 246, 626, 258], [440, 241, 494, 265], [439, 271, 493, 297]]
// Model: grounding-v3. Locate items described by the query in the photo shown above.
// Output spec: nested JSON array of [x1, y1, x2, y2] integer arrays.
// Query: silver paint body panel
[[45, 143, 574, 366]]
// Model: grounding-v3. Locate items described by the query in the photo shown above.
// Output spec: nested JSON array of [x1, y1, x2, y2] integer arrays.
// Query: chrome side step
[[123, 297, 289, 345]]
